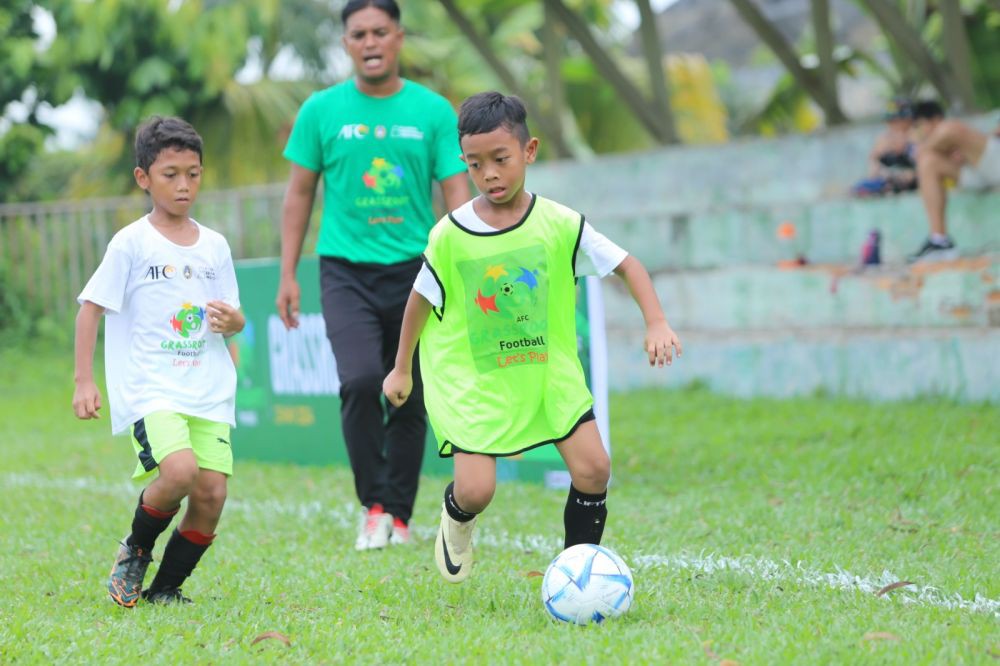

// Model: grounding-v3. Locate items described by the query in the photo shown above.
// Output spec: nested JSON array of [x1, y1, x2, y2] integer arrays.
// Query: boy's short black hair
[[912, 99, 944, 121], [134, 116, 203, 173], [342, 0, 400, 25], [458, 92, 531, 145]]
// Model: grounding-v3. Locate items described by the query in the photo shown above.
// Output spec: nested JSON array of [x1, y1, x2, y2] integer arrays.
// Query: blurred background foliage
[[1, 0, 999, 203]]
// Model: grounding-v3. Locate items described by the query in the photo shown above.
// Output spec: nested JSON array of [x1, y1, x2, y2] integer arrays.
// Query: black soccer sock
[[147, 528, 214, 593], [444, 482, 477, 523], [563, 485, 608, 549], [126, 491, 179, 552]]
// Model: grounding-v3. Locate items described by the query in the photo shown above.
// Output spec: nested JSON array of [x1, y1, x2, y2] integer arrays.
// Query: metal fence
[[0, 183, 300, 321]]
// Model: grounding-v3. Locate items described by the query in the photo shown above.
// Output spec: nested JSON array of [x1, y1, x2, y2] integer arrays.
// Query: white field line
[[3, 472, 998, 618]]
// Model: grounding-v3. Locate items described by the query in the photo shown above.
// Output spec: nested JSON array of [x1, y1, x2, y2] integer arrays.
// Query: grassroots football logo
[[170, 302, 206, 338], [362, 157, 404, 194], [474, 263, 541, 318]]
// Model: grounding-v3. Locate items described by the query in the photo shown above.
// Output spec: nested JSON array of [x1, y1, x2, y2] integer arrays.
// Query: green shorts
[[130, 411, 233, 481]]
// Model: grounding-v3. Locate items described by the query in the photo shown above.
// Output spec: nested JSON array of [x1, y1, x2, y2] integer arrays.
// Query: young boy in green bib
[[383, 92, 681, 583]]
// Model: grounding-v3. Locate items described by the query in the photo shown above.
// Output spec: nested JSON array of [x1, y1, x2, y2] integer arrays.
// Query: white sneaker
[[434, 503, 476, 583], [389, 517, 410, 546], [355, 505, 393, 551]]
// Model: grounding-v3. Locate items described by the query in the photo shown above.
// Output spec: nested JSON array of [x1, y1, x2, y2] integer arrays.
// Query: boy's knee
[[156, 459, 199, 495], [455, 481, 495, 512], [574, 454, 611, 491], [191, 478, 228, 513]]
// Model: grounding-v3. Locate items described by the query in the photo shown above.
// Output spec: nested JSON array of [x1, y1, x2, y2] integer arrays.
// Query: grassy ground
[[0, 346, 997, 664]]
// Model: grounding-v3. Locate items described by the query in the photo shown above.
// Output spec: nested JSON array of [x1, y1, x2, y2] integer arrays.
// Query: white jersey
[[78, 216, 241, 435], [414, 196, 628, 307]]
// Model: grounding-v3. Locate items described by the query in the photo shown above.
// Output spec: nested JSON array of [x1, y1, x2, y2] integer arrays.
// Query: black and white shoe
[[434, 503, 476, 583], [908, 237, 957, 263]]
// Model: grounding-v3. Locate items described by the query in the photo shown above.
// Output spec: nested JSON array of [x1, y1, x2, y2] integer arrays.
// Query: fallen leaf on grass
[[524, 571, 544, 578], [720, 660, 742, 666], [379, 575, 391, 584], [875, 581, 913, 597], [862, 632, 900, 642], [251, 632, 291, 647]]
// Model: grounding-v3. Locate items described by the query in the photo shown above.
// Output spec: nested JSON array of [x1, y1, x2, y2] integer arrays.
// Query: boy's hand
[[383, 368, 413, 408], [206, 300, 244, 336], [645, 320, 682, 368], [72, 381, 102, 419]]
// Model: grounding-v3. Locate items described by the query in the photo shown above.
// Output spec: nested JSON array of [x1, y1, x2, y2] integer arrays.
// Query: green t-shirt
[[283, 79, 467, 264], [420, 195, 594, 457]]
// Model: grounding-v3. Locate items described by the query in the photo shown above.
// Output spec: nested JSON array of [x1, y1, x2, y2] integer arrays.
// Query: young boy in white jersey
[[73, 116, 245, 606], [383, 92, 681, 582]]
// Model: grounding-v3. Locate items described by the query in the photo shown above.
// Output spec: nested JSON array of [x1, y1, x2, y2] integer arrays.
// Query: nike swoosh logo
[[440, 529, 462, 576], [216, 437, 230, 445]]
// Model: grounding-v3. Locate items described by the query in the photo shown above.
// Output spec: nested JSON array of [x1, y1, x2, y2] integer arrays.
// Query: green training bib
[[420, 195, 594, 457]]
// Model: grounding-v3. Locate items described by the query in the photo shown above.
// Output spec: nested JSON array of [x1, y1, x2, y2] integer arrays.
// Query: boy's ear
[[134, 166, 149, 190], [524, 137, 539, 164]]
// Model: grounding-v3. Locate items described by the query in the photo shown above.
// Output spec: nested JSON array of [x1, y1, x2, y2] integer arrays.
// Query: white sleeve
[[413, 262, 443, 308], [216, 242, 241, 309], [576, 222, 628, 277], [77, 243, 131, 314]]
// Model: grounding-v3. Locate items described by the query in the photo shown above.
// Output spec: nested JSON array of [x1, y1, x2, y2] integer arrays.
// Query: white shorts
[[959, 135, 1000, 190]]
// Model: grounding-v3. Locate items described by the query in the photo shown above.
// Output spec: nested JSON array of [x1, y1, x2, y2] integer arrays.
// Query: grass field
[[1, 345, 997, 664]]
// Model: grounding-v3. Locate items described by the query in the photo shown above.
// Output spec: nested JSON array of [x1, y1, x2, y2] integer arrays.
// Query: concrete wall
[[527, 117, 1000, 402]]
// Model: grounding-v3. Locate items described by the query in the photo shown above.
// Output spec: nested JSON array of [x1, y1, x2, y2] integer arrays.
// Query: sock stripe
[[179, 529, 216, 546]]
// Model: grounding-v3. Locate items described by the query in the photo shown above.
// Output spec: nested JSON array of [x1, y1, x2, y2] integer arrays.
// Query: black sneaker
[[142, 586, 193, 605], [108, 540, 153, 608], [908, 237, 957, 263]]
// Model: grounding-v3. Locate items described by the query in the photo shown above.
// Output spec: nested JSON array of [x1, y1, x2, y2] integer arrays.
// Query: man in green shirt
[[276, 0, 470, 550]]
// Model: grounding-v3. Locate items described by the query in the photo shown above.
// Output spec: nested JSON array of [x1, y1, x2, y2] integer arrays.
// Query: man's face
[[342, 7, 403, 86]]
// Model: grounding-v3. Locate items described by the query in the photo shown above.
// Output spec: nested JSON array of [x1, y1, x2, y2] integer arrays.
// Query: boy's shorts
[[130, 411, 233, 481]]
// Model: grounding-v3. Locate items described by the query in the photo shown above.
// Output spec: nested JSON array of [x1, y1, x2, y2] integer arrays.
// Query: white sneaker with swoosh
[[434, 503, 476, 583]]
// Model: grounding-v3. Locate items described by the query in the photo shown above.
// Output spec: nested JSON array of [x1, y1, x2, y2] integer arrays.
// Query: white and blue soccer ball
[[541, 543, 634, 625]]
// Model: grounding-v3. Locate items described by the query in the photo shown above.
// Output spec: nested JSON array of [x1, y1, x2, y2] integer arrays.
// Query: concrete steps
[[601, 256, 1000, 330], [599, 191, 1000, 270]]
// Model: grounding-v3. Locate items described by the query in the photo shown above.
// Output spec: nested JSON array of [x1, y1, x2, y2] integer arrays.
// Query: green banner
[[230, 257, 605, 485]]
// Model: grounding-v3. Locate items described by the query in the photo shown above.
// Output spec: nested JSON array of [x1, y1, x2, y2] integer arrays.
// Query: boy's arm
[[73, 301, 105, 419], [383, 290, 434, 407], [613, 255, 682, 367]]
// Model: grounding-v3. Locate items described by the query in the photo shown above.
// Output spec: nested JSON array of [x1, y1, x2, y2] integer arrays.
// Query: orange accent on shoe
[[393, 517, 407, 529]]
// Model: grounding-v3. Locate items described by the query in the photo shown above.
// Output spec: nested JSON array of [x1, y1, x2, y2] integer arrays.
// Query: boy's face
[[133, 147, 202, 218], [343, 7, 403, 85], [460, 127, 537, 205]]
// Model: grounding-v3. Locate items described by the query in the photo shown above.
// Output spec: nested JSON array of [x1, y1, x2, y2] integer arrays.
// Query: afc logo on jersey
[[145, 264, 176, 280], [337, 123, 370, 140]]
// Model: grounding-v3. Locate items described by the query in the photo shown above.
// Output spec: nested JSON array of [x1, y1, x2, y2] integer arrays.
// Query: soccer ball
[[541, 544, 634, 625]]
